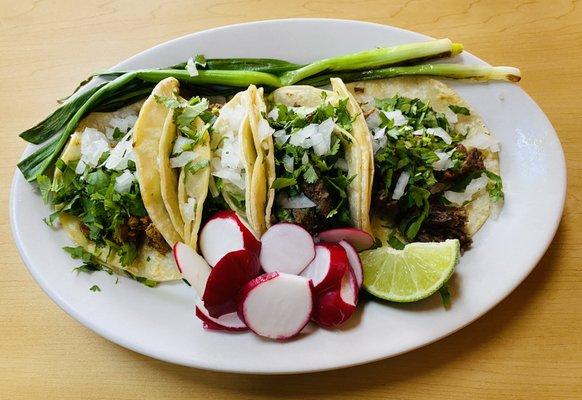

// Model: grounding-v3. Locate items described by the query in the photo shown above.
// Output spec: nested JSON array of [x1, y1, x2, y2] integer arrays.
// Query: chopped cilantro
[[370, 94, 502, 242], [448, 105, 471, 116], [485, 171, 504, 202], [266, 98, 355, 228], [41, 161, 146, 267], [185, 159, 210, 175], [439, 284, 451, 309], [90, 285, 101, 292]]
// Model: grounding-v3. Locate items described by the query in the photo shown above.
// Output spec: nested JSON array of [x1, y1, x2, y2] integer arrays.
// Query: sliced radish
[[317, 227, 374, 251], [260, 223, 315, 274], [202, 249, 261, 317], [238, 272, 314, 340], [338, 240, 363, 289], [199, 211, 261, 267], [173, 242, 212, 297], [195, 301, 248, 331], [300, 243, 348, 295], [312, 269, 358, 328]]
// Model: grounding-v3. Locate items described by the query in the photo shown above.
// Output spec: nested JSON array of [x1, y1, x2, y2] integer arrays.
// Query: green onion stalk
[[299, 64, 522, 87], [279, 38, 463, 86], [18, 69, 282, 181]]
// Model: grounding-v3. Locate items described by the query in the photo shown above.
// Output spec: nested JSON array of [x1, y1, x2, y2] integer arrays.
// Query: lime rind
[[360, 239, 460, 302]]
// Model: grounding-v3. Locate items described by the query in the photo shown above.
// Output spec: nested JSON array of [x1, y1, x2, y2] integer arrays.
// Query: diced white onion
[[365, 110, 382, 130], [170, 151, 195, 168], [283, 154, 294, 173], [311, 118, 334, 156], [181, 197, 197, 222], [382, 109, 408, 126], [105, 113, 138, 142], [392, 171, 410, 200], [267, 108, 279, 120], [75, 160, 86, 175], [258, 118, 275, 142], [426, 127, 453, 145], [104, 131, 134, 171], [275, 133, 290, 146], [114, 170, 135, 194], [432, 151, 454, 171], [277, 192, 317, 209], [461, 131, 501, 152], [212, 169, 245, 190], [444, 110, 458, 125], [79, 128, 110, 169], [444, 174, 489, 205], [172, 136, 195, 156], [289, 124, 317, 148], [412, 129, 425, 136], [301, 152, 309, 165], [186, 57, 199, 77], [290, 106, 316, 118], [359, 95, 375, 113]]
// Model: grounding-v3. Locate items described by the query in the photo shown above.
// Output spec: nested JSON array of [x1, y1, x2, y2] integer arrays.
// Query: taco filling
[[350, 78, 503, 251], [39, 102, 180, 283], [264, 93, 357, 234]]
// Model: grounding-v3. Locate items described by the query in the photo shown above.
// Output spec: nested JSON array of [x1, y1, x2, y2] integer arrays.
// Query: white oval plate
[[10, 19, 566, 374]]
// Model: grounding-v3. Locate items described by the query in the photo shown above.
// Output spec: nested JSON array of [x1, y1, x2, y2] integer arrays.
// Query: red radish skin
[[172, 242, 212, 297], [202, 249, 261, 318], [199, 211, 261, 267], [317, 227, 374, 251], [238, 272, 314, 340], [260, 223, 315, 275], [195, 302, 248, 331], [312, 269, 358, 328], [338, 240, 363, 289], [301, 243, 348, 295]]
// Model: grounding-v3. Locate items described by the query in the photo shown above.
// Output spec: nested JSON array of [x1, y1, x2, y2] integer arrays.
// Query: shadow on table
[[127, 224, 566, 398]]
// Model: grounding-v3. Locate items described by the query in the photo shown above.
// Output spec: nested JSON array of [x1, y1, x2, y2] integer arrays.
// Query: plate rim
[[9, 18, 567, 374]]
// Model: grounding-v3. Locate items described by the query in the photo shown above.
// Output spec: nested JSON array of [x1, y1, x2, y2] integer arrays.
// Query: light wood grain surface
[[1, 1, 580, 398]]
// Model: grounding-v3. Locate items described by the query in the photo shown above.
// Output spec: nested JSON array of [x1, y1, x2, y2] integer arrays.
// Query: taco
[[251, 79, 371, 235], [346, 77, 503, 251], [48, 85, 182, 282]]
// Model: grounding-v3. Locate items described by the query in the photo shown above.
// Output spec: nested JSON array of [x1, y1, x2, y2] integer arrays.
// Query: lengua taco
[[346, 77, 503, 251], [250, 78, 372, 235]]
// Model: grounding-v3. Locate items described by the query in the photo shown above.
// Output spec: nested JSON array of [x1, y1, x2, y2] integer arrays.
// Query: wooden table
[[1, 1, 580, 398]]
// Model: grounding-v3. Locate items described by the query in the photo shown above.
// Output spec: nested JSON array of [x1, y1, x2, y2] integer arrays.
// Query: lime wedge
[[360, 239, 460, 302]]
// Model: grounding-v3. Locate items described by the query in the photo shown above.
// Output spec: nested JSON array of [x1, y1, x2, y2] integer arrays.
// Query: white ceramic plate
[[10, 19, 566, 374]]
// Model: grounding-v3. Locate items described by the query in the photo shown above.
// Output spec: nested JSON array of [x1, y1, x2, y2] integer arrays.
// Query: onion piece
[[392, 171, 410, 200], [444, 174, 489, 205], [114, 170, 135, 194], [170, 151, 195, 168], [382, 109, 408, 126], [277, 192, 317, 209], [172, 136, 195, 156], [432, 151, 454, 171], [258, 118, 275, 141], [79, 128, 110, 169], [426, 127, 453, 144]]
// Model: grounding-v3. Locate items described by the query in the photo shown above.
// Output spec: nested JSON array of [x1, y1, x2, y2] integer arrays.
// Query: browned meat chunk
[[302, 180, 333, 218], [372, 188, 400, 220], [443, 146, 485, 181], [145, 224, 171, 254], [416, 204, 472, 252]]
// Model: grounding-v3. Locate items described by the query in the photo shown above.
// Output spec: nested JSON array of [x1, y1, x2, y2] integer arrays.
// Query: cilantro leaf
[[271, 177, 297, 189], [448, 105, 471, 116], [89, 285, 101, 292]]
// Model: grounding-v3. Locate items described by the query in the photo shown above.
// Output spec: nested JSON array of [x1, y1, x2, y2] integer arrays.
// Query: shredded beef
[[416, 204, 472, 252], [279, 180, 334, 234], [145, 223, 171, 254], [302, 180, 333, 217], [443, 145, 485, 181]]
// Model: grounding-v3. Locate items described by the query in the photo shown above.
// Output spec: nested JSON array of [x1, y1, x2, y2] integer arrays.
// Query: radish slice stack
[[173, 212, 368, 340]]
